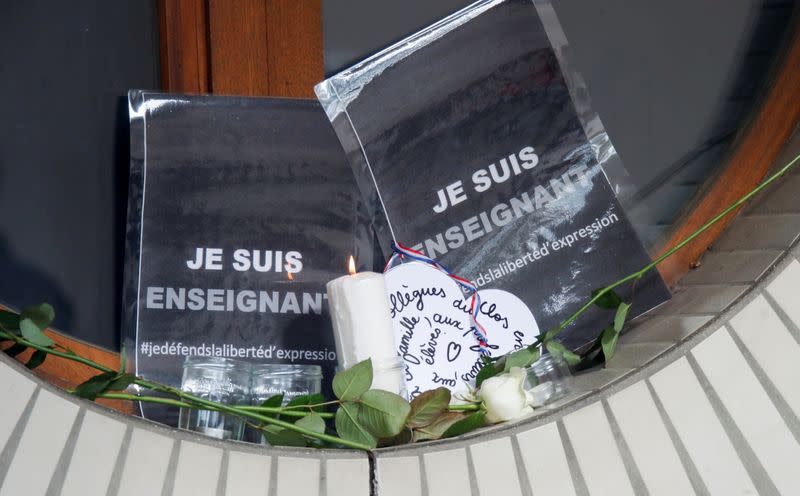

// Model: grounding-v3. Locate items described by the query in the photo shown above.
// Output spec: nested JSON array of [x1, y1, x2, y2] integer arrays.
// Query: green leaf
[[442, 412, 487, 438], [4, 343, 27, 357], [335, 402, 377, 449], [504, 346, 540, 372], [107, 373, 136, 391], [19, 318, 55, 347], [261, 425, 307, 447], [25, 350, 47, 369], [412, 412, 466, 442], [73, 371, 117, 400], [295, 412, 326, 435], [591, 288, 623, 309], [20, 303, 55, 329], [357, 389, 411, 438], [260, 394, 285, 408], [601, 325, 620, 361], [406, 388, 451, 428], [475, 363, 499, 388], [545, 340, 580, 366], [0, 310, 21, 331], [333, 358, 373, 401], [614, 302, 631, 332]]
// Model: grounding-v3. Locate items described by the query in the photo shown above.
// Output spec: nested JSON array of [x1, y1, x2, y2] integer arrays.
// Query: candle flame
[[287, 271, 294, 281], [348, 255, 356, 275]]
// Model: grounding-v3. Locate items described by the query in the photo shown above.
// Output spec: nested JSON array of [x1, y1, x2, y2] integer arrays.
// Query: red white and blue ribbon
[[384, 242, 491, 355]]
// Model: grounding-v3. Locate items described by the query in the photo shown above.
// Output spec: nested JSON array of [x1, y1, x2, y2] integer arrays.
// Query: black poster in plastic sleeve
[[122, 92, 373, 424], [316, 0, 670, 352]]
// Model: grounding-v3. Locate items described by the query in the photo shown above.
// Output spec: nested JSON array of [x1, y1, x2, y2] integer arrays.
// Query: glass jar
[[249, 364, 323, 444], [178, 356, 251, 441], [250, 363, 323, 405], [524, 353, 572, 407]]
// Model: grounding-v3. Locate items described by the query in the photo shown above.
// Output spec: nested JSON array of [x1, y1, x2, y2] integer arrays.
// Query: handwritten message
[[385, 262, 540, 398]]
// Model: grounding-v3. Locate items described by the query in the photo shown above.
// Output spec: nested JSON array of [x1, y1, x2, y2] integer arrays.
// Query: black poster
[[317, 0, 670, 350], [122, 92, 372, 423]]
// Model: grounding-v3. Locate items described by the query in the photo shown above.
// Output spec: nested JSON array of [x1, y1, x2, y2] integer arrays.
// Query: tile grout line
[[45, 407, 86, 496], [556, 421, 589, 496], [600, 399, 650, 496], [725, 325, 800, 443], [159, 438, 180, 496], [509, 435, 534, 496], [104, 425, 133, 496], [267, 454, 278, 496], [761, 291, 800, 345], [318, 454, 327, 496], [464, 446, 480, 496], [216, 449, 229, 496], [0, 386, 40, 488], [417, 454, 430, 496], [367, 452, 377, 496], [685, 354, 780, 496], [644, 379, 710, 496]]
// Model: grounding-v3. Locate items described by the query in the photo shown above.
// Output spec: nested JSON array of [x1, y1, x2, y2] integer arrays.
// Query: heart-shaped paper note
[[385, 262, 540, 398]]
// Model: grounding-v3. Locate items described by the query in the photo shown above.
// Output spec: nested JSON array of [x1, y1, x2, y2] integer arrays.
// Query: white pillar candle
[[327, 261, 405, 396]]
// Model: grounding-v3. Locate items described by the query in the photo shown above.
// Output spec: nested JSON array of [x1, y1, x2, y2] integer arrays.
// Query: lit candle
[[326, 256, 406, 396]]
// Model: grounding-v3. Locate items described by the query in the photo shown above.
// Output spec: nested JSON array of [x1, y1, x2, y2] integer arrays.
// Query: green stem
[[0, 330, 367, 450], [96, 392, 334, 419], [448, 403, 481, 412], [132, 378, 369, 449], [280, 399, 341, 410], [544, 151, 800, 343], [0, 329, 115, 373]]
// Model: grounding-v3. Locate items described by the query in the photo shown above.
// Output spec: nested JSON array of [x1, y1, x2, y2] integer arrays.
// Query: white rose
[[480, 367, 533, 424]]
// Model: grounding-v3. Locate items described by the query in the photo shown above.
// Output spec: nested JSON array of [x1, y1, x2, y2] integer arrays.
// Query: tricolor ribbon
[[384, 242, 491, 354]]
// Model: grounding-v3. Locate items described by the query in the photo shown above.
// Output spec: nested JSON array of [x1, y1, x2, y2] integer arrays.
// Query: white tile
[[469, 437, 522, 496], [326, 457, 370, 496], [275, 457, 320, 496], [172, 441, 223, 496], [423, 449, 471, 495], [117, 428, 175, 496], [225, 451, 270, 496], [516, 424, 576, 496], [562, 402, 634, 496], [60, 411, 127, 496], [376, 456, 421, 496], [729, 295, 800, 418], [649, 356, 756, 495], [0, 389, 78, 496], [766, 258, 800, 328], [607, 382, 694, 496], [692, 329, 800, 495], [0, 360, 36, 453]]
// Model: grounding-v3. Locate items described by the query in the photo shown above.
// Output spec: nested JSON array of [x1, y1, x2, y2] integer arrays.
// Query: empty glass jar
[[250, 364, 323, 405], [524, 353, 572, 407], [178, 357, 251, 441]]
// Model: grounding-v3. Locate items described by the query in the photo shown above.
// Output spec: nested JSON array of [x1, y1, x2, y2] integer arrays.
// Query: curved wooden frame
[[7, 4, 799, 408], [656, 19, 800, 286]]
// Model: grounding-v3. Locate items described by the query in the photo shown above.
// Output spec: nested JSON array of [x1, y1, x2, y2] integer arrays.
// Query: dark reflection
[[0, 235, 74, 329]]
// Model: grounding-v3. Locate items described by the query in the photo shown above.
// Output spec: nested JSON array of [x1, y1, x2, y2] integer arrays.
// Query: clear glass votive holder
[[250, 363, 323, 405], [178, 356, 251, 441], [249, 364, 323, 444], [524, 353, 572, 408]]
